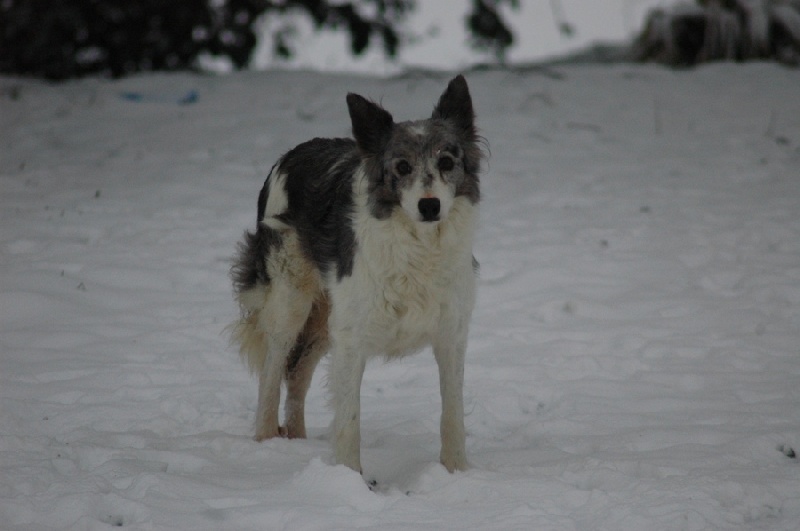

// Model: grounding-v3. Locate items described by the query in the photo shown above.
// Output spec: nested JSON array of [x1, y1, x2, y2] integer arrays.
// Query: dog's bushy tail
[[228, 230, 275, 376], [227, 287, 270, 376]]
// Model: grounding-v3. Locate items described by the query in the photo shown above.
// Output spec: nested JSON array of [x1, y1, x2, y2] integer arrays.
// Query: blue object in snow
[[120, 89, 198, 105]]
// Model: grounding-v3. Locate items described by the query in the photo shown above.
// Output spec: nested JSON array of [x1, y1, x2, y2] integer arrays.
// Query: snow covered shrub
[[634, 0, 800, 66]]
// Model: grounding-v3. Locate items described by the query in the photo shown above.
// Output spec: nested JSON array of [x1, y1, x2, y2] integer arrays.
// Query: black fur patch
[[278, 137, 360, 281], [347, 93, 394, 156], [231, 226, 282, 293], [432, 75, 476, 138], [232, 164, 284, 293]]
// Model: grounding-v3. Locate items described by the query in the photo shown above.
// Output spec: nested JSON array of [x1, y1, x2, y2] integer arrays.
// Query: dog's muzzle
[[418, 197, 441, 222]]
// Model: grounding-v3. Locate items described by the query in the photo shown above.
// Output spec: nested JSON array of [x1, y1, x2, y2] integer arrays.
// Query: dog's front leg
[[433, 334, 469, 473], [330, 332, 367, 473]]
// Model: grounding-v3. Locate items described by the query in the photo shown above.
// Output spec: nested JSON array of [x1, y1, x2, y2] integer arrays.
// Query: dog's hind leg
[[284, 295, 330, 439], [250, 232, 321, 441], [253, 277, 315, 441]]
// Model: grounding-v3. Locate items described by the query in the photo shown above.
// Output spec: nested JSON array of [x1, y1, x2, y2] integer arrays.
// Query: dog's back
[[233, 138, 359, 295]]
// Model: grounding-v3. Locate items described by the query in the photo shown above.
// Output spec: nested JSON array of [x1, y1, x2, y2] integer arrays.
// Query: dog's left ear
[[432, 75, 476, 139], [347, 93, 394, 156]]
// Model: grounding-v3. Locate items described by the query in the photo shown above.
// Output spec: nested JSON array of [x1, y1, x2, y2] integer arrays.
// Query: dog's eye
[[437, 156, 455, 172], [396, 160, 412, 176]]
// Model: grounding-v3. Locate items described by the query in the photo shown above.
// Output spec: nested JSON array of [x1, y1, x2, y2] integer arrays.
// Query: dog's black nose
[[418, 197, 441, 222]]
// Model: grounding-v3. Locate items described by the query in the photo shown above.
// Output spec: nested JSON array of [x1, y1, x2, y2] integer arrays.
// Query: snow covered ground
[[1, 63, 799, 530]]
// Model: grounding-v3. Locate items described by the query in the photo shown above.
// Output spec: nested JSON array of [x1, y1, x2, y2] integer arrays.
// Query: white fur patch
[[231, 232, 320, 376], [407, 123, 428, 137], [261, 169, 290, 230], [331, 169, 477, 358], [327, 169, 477, 471]]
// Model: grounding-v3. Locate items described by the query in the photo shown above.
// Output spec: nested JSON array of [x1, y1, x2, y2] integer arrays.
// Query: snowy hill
[[1, 64, 799, 530]]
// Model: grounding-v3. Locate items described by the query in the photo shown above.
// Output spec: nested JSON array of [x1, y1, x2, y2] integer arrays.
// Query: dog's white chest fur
[[330, 193, 477, 358]]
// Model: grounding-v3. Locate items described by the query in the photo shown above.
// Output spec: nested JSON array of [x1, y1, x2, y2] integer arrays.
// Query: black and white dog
[[230, 75, 482, 474]]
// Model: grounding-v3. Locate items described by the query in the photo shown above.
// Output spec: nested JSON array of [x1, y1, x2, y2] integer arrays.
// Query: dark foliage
[[465, 0, 575, 62], [1, 0, 584, 81], [466, 0, 516, 60], [635, 0, 800, 67], [0, 0, 411, 80], [274, 0, 410, 57], [1, 0, 221, 79]]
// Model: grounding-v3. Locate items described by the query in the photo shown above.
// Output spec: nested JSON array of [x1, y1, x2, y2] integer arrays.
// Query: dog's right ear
[[346, 93, 394, 156], [432, 74, 476, 141]]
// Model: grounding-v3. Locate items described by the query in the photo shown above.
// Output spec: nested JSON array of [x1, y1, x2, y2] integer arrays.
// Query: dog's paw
[[440, 456, 469, 473], [253, 425, 284, 441], [284, 424, 308, 439]]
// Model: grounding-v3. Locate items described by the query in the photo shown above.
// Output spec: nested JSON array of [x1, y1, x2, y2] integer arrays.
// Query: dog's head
[[346, 75, 481, 224]]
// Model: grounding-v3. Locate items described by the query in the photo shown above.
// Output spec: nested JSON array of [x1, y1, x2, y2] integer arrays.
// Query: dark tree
[[1, 0, 584, 80], [466, 0, 516, 61], [0, 0, 412, 80], [1, 0, 218, 79], [269, 0, 411, 58], [465, 0, 575, 62]]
